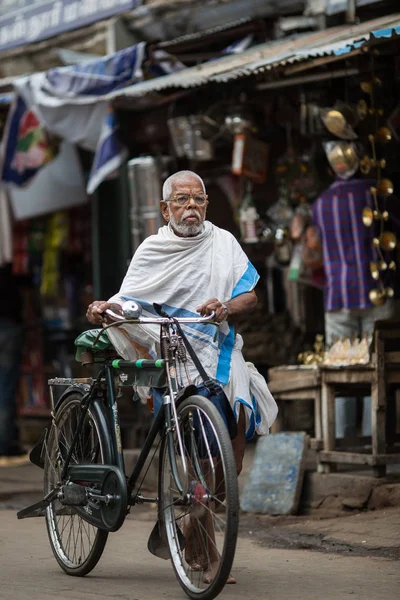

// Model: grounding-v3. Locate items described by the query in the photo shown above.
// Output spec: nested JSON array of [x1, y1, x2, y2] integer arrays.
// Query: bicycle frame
[[49, 318, 198, 506], [16, 309, 217, 525]]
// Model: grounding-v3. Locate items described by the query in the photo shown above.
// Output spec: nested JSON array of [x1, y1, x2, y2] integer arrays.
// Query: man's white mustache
[[182, 210, 201, 220]]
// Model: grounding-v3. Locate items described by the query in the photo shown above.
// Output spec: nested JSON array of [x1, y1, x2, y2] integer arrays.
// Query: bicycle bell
[[122, 300, 142, 319]]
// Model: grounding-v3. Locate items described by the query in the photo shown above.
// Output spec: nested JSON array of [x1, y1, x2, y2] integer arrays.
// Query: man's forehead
[[172, 178, 204, 192]]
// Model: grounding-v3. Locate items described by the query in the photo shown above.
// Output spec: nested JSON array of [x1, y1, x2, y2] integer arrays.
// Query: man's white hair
[[162, 170, 206, 201]]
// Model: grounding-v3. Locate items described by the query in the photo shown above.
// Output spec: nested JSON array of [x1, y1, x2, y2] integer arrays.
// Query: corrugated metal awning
[[110, 13, 400, 98], [157, 17, 252, 48]]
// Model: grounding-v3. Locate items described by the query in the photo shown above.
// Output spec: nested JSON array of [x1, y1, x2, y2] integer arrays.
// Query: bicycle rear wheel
[[44, 392, 111, 576], [159, 395, 239, 600]]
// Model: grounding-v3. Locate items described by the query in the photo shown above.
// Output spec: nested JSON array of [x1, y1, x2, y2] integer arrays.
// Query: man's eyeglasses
[[170, 193, 208, 207]]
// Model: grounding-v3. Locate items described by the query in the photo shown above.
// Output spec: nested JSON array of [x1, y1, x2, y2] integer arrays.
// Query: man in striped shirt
[[312, 177, 395, 439]]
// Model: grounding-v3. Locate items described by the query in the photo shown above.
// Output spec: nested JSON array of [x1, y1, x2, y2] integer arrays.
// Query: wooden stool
[[268, 366, 322, 447], [319, 321, 400, 477]]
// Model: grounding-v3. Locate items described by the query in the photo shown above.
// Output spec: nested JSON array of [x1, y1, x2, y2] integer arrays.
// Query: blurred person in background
[[307, 140, 399, 441]]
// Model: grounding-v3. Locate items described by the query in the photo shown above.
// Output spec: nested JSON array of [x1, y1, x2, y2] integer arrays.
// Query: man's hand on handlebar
[[196, 298, 228, 323], [86, 301, 112, 325], [87, 299, 220, 325]]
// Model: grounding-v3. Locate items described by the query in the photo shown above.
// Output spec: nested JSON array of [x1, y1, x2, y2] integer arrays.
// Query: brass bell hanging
[[362, 207, 373, 226], [377, 178, 394, 198], [369, 288, 385, 306], [362, 207, 389, 226], [375, 127, 392, 144], [370, 261, 380, 280], [360, 78, 382, 94], [385, 287, 394, 298], [379, 260, 388, 271], [379, 231, 397, 251]]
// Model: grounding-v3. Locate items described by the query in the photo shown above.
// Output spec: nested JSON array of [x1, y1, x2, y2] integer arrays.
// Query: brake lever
[[104, 308, 125, 321], [201, 310, 216, 322]]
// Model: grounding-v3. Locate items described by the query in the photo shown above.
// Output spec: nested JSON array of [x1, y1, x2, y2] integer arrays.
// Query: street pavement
[[0, 508, 399, 600], [1, 452, 400, 598]]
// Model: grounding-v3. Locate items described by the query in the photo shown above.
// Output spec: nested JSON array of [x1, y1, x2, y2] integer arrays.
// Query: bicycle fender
[[54, 383, 92, 412], [54, 387, 114, 465]]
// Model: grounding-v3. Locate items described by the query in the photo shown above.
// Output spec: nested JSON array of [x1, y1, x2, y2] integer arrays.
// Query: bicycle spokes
[[160, 397, 238, 597]]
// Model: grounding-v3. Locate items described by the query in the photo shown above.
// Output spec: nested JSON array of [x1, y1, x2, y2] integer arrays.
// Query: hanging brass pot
[[320, 107, 358, 140], [376, 178, 394, 198], [379, 231, 397, 251], [370, 260, 390, 279], [369, 288, 385, 306], [360, 78, 382, 94], [370, 285, 394, 305], [362, 206, 374, 226], [375, 126, 392, 144], [370, 261, 380, 280], [385, 287, 395, 298], [362, 207, 389, 226], [323, 141, 359, 179]]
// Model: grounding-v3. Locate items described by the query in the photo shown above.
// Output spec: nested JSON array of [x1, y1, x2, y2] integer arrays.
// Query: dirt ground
[[239, 509, 400, 560]]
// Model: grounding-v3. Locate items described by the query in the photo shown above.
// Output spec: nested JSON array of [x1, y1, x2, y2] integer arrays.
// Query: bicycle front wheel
[[159, 395, 239, 600], [44, 392, 111, 576]]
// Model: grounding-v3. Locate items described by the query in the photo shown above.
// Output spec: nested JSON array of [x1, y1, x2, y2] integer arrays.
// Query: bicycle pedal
[[60, 483, 87, 506], [17, 499, 49, 519]]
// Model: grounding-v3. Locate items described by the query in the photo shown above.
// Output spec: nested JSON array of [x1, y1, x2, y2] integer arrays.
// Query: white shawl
[[107, 221, 277, 436]]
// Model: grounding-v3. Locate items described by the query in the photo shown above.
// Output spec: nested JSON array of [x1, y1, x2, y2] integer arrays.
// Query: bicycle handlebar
[[104, 308, 217, 325]]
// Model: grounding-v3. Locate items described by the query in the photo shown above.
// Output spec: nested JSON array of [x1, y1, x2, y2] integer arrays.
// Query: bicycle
[[18, 300, 239, 600]]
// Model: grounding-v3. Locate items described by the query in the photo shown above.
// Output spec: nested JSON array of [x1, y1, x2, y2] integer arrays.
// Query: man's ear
[[160, 201, 169, 222]]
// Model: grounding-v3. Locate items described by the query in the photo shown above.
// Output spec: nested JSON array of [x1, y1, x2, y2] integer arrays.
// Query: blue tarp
[[0, 43, 182, 194], [0, 35, 256, 193]]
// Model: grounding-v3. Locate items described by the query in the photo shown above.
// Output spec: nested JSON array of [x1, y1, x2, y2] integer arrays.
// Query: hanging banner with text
[[0, 0, 137, 53]]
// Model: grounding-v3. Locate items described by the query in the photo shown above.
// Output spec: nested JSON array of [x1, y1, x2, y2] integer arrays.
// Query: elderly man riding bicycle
[[87, 169, 277, 585]]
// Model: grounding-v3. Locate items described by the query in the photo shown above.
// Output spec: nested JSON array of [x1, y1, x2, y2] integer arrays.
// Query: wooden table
[[268, 365, 322, 446], [319, 362, 400, 477]]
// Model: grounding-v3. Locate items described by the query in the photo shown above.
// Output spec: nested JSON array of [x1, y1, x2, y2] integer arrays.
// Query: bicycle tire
[[44, 392, 112, 576], [158, 395, 239, 600]]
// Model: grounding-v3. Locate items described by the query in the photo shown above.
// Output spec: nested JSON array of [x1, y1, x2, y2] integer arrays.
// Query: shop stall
[[109, 14, 400, 468], [2, 11, 400, 459]]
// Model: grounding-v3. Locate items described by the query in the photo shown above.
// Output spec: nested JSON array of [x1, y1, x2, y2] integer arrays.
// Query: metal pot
[[323, 141, 359, 180]]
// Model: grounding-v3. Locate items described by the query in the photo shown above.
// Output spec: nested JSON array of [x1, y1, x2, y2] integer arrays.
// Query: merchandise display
[[11, 206, 92, 417], [357, 72, 398, 305]]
